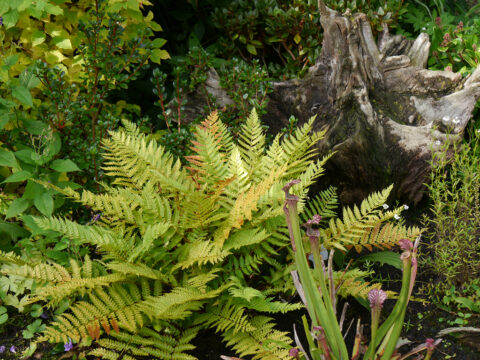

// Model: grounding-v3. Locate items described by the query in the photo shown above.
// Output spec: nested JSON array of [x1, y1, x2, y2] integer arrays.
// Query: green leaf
[[20, 69, 41, 89], [151, 38, 167, 48], [44, 3, 63, 15], [50, 159, 80, 172], [0, 2, 10, 16], [23, 119, 47, 135], [0, 113, 9, 130], [3, 54, 19, 67], [47, 132, 61, 157], [6, 198, 30, 219], [246, 44, 257, 55], [356, 251, 402, 270], [12, 85, 33, 107], [31, 30, 46, 46], [150, 49, 170, 64], [14, 149, 37, 165], [2, 10, 19, 29], [23, 180, 45, 199], [30, 304, 43, 318], [3, 170, 31, 183], [294, 33, 302, 44], [53, 36, 72, 50], [34, 192, 54, 216], [0, 220, 30, 239], [0, 306, 8, 325], [126, 0, 138, 10], [0, 149, 18, 167]]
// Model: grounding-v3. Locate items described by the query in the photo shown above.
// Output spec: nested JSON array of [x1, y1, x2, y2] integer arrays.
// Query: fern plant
[[0, 109, 331, 359], [0, 109, 422, 359]]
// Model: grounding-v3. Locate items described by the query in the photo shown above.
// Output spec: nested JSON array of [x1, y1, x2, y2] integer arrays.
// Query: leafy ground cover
[[0, 0, 480, 359]]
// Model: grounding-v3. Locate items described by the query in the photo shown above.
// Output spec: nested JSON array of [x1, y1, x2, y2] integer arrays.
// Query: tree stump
[[263, 1, 480, 205]]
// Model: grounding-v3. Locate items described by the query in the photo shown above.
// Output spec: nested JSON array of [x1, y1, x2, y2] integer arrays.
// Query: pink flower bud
[[305, 214, 322, 226], [368, 288, 387, 309], [426, 338, 435, 351], [398, 239, 413, 250], [288, 348, 300, 357]]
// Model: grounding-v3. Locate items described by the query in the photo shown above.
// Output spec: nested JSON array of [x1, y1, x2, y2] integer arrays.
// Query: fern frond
[[223, 228, 270, 251], [215, 164, 286, 245], [197, 301, 255, 334], [106, 262, 165, 280], [301, 186, 338, 222], [103, 128, 194, 194], [222, 316, 292, 360], [237, 108, 266, 177], [33, 217, 132, 261], [40, 284, 145, 343], [0, 250, 27, 265], [320, 185, 394, 250], [281, 117, 326, 168], [241, 297, 302, 314], [31, 273, 127, 306], [138, 285, 223, 320], [186, 111, 229, 185], [175, 241, 229, 270], [352, 222, 422, 253], [90, 326, 199, 360]]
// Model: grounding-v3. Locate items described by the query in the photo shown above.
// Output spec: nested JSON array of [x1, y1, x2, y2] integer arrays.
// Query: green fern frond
[[103, 128, 194, 194], [301, 186, 338, 222], [320, 185, 395, 250], [5, 262, 71, 283], [33, 217, 132, 261], [90, 326, 199, 360], [238, 108, 266, 176], [337, 277, 382, 299], [223, 228, 270, 251], [139, 285, 223, 320], [31, 273, 127, 306], [281, 117, 325, 165], [40, 284, 145, 343], [106, 262, 165, 280], [222, 315, 292, 360], [0, 250, 27, 265], [175, 241, 228, 270], [197, 301, 255, 334], [241, 296, 302, 314], [186, 111, 229, 185]]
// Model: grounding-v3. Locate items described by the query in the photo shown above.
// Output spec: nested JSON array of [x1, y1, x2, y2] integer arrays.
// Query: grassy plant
[[421, 128, 480, 306]]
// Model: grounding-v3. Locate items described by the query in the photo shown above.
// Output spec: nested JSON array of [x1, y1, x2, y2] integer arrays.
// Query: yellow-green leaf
[[54, 37, 72, 50], [294, 33, 302, 44], [150, 49, 170, 64], [246, 44, 257, 55], [45, 50, 66, 65]]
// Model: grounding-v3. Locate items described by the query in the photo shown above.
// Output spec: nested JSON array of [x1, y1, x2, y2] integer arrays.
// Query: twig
[[437, 327, 480, 337]]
